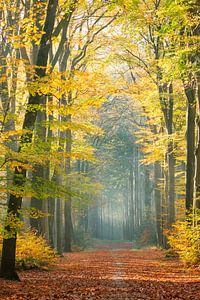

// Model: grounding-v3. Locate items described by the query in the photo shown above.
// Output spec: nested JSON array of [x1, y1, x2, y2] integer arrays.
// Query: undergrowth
[[0, 230, 56, 269], [167, 214, 200, 267]]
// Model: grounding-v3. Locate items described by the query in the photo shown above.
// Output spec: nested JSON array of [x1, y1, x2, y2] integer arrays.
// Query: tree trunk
[[144, 165, 151, 221], [30, 166, 43, 233], [194, 74, 200, 210], [0, 0, 58, 280], [162, 152, 168, 248], [55, 193, 62, 255], [48, 195, 55, 248], [64, 200, 72, 252], [129, 157, 134, 240], [167, 141, 175, 225], [167, 82, 175, 226], [185, 85, 196, 211], [134, 146, 139, 237], [154, 161, 163, 246], [64, 116, 73, 252], [30, 96, 49, 237], [158, 81, 175, 231]]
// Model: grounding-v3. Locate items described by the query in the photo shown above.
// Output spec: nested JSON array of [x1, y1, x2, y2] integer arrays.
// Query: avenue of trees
[[0, 0, 199, 280]]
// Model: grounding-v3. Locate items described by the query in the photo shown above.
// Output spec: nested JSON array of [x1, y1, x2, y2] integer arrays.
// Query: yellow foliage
[[21, 207, 49, 219], [2, 213, 24, 238], [16, 231, 56, 269], [0, 230, 56, 269], [167, 215, 200, 267]]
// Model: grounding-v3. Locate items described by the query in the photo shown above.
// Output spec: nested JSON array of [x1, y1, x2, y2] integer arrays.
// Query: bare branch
[[71, 13, 119, 69]]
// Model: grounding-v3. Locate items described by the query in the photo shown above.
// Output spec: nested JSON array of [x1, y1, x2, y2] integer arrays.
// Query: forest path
[[0, 246, 200, 299]]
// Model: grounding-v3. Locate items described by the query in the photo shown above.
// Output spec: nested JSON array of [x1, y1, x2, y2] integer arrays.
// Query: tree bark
[[134, 146, 139, 237], [167, 83, 175, 226], [30, 97, 49, 237], [158, 81, 175, 231], [63, 116, 73, 252], [154, 161, 163, 246], [129, 156, 134, 240], [185, 85, 196, 211], [55, 192, 62, 255], [194, 74, 200, 210]]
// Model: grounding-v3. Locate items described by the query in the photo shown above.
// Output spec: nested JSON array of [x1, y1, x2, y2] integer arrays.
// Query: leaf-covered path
[[0, 245, 200, 299]]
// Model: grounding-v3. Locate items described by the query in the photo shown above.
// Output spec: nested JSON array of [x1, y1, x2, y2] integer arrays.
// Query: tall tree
[[0, 0, 58, 280]]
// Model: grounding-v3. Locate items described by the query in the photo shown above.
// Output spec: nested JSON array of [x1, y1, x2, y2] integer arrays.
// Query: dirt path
[[0, 246, 200, 299]]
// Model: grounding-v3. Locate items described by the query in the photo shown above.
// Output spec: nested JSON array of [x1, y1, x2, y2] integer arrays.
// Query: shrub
[[167, 217, 200, 267], [0, 230, 56, 269]]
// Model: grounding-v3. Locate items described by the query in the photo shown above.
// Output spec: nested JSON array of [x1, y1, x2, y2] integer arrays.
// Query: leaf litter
[[0, 245, 199, 299]]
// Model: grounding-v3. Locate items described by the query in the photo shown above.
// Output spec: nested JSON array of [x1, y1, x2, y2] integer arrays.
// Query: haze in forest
[[0, 0, 199, 283]]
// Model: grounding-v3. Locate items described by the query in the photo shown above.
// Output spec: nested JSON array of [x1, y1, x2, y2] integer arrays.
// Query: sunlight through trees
[[0, 0, 200, 281]]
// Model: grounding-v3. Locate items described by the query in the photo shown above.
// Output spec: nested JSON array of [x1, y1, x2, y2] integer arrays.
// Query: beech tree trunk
[[156, 80, 175, 248], [55, 193, 62, 255], [144, 166, 151, 221], [167, 83, 175, 226], [0, 0, 58, 280], [64, 117, 73, 252], [134, 146, 139, 236], [184, 85, 196, 211], [129, 157, 134, 240], [48, 194, 55, 248], [64, 200, 73, 252], [162, 153, 168, 248], [30, 100, 47, 234], [194, 74, 200, 210], [168, 141, 175, 225], [154, 162, 163, 246]]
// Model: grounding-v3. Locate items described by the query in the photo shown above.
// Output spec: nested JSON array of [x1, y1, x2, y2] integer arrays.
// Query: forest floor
[[0, 243, 200, 299]]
